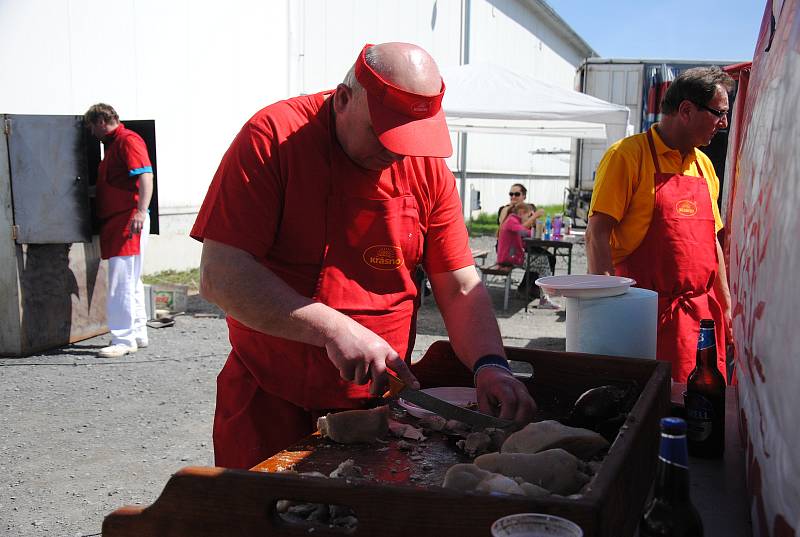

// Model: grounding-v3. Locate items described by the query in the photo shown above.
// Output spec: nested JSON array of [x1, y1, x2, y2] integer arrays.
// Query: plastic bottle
[[544, 215, 552, 240], [553, 215, 562, 239], [534, 218, 544, 239]]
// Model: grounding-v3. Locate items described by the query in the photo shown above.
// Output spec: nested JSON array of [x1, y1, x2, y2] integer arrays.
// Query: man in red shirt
[[192, 43, 537, 469], [85, 104, 154, 358]]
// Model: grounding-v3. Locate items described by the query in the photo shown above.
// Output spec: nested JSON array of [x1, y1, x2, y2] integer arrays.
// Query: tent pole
[[459, 132, 468, 217], [458, 0, 470, 217]]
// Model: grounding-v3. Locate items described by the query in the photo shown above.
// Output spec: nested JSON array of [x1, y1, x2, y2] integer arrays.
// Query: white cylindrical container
[[566, 287, 658, 359]]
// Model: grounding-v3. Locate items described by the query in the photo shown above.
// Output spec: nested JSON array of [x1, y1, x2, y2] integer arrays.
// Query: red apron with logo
[[615, 130, 726, 382], [96, 127, 142, 259], [213, 106, 422, 468]]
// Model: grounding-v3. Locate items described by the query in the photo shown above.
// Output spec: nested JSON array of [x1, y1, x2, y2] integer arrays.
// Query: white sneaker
[[135, 337, 149, 348], [98, 343, 137, 358]]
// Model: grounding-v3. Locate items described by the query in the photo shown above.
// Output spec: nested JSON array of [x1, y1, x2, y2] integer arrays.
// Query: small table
[[523, 237, 575, 275], [522, 237, 574, 309]]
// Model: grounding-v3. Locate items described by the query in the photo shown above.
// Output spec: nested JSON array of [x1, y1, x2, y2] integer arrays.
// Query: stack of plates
[[535, 275, 636, 299]]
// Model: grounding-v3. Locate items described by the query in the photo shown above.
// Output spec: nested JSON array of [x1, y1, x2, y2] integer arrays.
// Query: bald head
[[367, 43, 442, 95], [343, 42, 442, 97], [335, 42, 449, 170]]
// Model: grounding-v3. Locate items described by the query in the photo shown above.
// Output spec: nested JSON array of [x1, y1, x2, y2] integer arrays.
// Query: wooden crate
[[103, 341, 670, 537]]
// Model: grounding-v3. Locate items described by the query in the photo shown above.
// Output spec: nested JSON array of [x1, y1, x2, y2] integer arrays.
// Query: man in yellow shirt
[[586, 66, 733, 382]]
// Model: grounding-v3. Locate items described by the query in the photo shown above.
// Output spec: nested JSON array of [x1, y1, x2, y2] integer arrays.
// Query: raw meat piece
[[442, 463, 547, 497], [474, 449, 590, 495], [501, 420, 609, 459], [317, 406, 388, 444]]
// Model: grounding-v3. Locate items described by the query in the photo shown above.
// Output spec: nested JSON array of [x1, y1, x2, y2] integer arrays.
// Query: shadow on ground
[[521, 337, 566, 351]]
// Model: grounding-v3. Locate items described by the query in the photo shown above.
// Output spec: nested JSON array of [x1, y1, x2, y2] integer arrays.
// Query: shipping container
[[567, 58, 742, 225]]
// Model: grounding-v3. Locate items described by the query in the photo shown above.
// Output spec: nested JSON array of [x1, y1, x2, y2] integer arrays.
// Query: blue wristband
[[472, 354, 511, 383], [472, 354, 511, 373]]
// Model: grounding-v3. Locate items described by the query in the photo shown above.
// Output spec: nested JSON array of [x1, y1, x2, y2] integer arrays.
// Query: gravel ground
[[0, 237, 586, 537]]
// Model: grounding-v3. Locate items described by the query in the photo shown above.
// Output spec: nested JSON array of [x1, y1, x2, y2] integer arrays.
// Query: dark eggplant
[[567, 383, 638, 438]]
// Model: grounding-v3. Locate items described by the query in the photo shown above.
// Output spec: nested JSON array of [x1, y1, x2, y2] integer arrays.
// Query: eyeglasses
[[691, 101, 728, 119], [509, 192, 522, 197]]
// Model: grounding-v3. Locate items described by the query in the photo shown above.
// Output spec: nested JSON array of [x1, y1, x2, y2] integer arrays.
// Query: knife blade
[[384, 373, 514, 430]]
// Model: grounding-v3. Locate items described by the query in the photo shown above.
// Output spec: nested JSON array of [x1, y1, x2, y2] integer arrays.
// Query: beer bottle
[[684, 318, 726, 458], [640, 417, 704, 537]]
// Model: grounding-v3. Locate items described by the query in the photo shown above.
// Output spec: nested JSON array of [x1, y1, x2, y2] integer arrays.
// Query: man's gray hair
[[342, 45, 391, 95], [661, 66, 735, 115]]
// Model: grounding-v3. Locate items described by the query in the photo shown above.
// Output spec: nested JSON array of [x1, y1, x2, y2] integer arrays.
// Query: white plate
[[398, 387, 477, 419], [534, 275, 636, 299]]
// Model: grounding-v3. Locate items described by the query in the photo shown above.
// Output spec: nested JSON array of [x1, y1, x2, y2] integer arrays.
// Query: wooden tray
[[103, 341, 670, 537]]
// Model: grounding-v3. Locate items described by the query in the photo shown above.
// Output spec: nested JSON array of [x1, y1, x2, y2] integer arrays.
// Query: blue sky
[[544, 0, 766, 62]]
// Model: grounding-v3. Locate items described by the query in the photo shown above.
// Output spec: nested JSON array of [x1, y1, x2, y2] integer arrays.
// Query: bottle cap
[[660, 417, 687, 435], [700, 318, 715, 329]]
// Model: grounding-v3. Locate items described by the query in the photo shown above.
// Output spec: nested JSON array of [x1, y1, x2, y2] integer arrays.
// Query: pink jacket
[[497, 214, 527, 266]]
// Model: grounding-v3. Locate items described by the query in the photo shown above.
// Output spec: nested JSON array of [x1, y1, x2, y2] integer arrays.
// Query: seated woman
[[497, 203, 560, 309], [497, 183, 531, 228], [497, 183, 556, 275]]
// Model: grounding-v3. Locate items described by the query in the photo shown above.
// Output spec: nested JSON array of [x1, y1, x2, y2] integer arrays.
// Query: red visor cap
[[354, 44, 452, 158]]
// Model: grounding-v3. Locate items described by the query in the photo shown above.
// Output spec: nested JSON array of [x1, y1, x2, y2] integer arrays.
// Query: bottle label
[[697, 326, 715, 351], [685, 392, 714, 441], [658, 433, 689, 468]]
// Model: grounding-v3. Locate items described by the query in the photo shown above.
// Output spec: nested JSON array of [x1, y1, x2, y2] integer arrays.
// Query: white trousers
[[107, 215, 149, 347]]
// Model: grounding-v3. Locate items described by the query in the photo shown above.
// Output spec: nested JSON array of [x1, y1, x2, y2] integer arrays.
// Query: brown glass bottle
[[684, 319, 726, 458], [640, 417, 704, 537]]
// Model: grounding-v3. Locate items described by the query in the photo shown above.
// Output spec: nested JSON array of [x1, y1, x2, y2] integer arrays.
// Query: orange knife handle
[[383, 373, 406, 399]]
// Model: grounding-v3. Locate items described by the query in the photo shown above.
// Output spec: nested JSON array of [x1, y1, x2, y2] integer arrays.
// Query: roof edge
[[524, 0, 598, 58], [581, 57, 746, 66]]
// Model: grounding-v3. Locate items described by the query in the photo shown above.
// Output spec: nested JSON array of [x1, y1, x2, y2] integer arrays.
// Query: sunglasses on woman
[[509, 192, 522, 197]]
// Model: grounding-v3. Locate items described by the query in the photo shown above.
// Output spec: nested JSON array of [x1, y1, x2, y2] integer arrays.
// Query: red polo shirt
[[191, 91, 473, 298], [97, 123, 152, 258]]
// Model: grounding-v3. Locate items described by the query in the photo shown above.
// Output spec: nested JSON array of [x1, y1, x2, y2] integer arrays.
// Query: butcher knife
[[383, 373, 514, 430]]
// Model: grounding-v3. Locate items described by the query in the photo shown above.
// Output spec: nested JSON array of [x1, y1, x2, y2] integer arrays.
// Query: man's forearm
[[137, 173, 154, 212], [200, 239, 345, 347], [586, 232, 614, 275], [429, 266, 505, 369], [713, 239, 732, 316]]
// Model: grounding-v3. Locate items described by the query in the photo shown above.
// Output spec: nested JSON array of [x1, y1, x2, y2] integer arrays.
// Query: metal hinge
[[3, 119, 10, 136], [11, 225, 19, 240]]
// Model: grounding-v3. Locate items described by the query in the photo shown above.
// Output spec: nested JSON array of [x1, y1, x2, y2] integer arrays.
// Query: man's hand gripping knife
[[322, 314, 420, 397], [473, 354, 537, 426]]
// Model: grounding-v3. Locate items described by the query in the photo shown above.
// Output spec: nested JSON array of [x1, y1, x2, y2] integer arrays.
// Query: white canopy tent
[[442, 62, 631, 140], [440, 63, 632, 210]]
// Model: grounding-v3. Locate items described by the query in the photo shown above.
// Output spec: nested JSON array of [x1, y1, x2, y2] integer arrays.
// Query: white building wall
[[462, 0, 584, 212], [291, 0, 463, 95], [0, 0, 289, 272], [1, 0, 588, 272]]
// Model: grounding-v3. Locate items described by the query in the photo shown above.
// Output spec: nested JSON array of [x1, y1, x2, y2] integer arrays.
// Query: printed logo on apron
[[675, 199, 698, 217], [363, 244, 404, 270]]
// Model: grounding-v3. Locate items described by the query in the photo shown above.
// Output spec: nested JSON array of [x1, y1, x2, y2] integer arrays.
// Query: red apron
[[213, 104, 422, 468], [97, 127, 141, 260], [615, 130, 726, 382]]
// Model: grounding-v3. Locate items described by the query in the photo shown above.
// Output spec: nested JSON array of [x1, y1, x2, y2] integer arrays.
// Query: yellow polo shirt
[[589, 126, 723, 265]]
